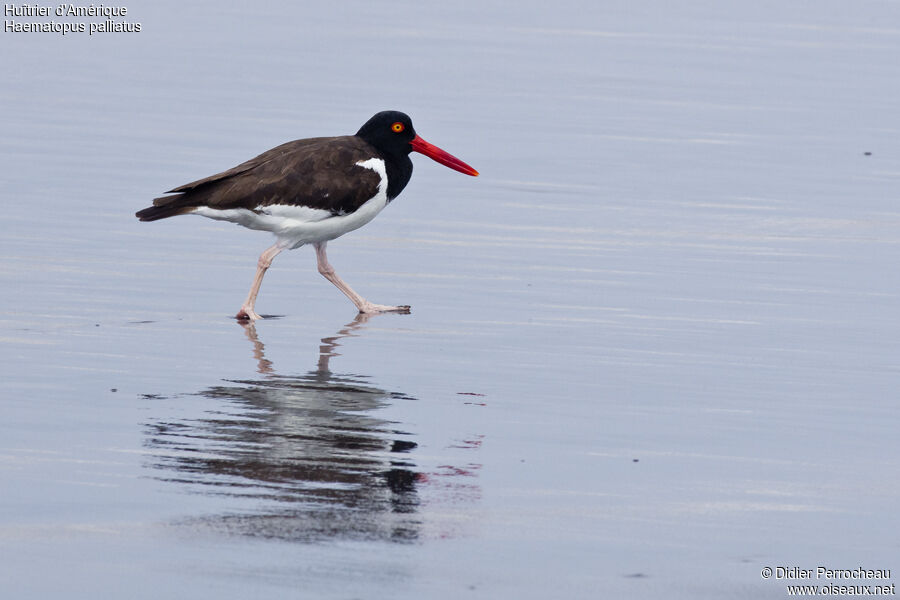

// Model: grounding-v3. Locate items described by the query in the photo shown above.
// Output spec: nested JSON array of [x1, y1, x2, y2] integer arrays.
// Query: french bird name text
[[4, 4, 140, 34]]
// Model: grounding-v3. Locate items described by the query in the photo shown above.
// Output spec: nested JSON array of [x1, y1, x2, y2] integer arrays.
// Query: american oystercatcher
[[136, 111, 478, 320]]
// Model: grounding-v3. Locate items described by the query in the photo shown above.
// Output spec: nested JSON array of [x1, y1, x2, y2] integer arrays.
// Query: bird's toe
[[236, 307, 263, 321], [359, 302, 411, 315]]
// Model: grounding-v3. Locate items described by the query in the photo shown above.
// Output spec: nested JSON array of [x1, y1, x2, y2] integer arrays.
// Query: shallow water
[[2, 1, 900, 598]]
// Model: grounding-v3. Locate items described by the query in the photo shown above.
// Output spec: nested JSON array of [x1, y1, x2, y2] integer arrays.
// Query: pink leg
[[314, 242, 410, 314], [236, 242, 286, 321]]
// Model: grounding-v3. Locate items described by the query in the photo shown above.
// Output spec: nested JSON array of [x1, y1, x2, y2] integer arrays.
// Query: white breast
[[191, 158, 389, 249]]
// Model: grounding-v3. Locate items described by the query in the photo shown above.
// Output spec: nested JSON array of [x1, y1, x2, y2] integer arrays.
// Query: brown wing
[[136, 136, 383, 221]]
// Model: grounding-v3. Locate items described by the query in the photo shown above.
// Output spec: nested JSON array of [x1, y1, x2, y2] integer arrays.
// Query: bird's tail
[[135, 196, 193, 222]]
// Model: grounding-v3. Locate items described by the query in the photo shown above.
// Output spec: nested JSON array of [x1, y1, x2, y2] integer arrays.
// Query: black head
[[355, 111, 417, 156], [356, 110, 479, 180]]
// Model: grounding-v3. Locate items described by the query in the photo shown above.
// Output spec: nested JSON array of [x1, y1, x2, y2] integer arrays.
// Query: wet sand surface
[[2, 2, 900, 598]]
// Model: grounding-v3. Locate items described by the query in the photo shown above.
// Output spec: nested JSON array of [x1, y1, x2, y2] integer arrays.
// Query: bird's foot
[[358, 302, 411, 315], [236, 306, 263, 321]]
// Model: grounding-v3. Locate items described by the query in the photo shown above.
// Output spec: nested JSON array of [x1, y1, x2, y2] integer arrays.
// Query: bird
[[136, 111, 478, 321]]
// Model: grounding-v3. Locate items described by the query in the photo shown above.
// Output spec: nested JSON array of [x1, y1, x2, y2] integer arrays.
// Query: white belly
[[191, 158, 389, 249]]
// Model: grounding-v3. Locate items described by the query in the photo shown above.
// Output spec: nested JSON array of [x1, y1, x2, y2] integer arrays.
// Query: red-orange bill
[[410, 135, 479, 176]]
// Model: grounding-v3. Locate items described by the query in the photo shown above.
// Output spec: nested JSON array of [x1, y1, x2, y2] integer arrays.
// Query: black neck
[[382, 151, 413, 201]]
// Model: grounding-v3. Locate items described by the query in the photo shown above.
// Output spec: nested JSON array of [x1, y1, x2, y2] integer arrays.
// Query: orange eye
[[391, 122, 405, 133]]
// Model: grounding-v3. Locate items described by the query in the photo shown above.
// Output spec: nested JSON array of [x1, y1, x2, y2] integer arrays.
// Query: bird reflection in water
[[144, 314, 423, 543]]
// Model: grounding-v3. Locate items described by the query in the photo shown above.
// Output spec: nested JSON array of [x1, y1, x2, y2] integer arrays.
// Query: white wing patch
[[256, 204, 333, 222]]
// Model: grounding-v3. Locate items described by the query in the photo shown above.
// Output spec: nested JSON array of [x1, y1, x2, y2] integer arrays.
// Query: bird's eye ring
[[391, 122, 405, 133]]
